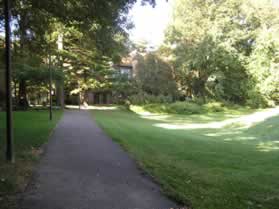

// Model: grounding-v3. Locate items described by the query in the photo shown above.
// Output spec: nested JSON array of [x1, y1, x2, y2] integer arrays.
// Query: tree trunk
[[13, 79, 17, 105], [17, 10, 29, 110], [80, 90, 88, 107], [56, 80, 65, 108], [18, 79, 28, 109], [0, 72, 5, 110]]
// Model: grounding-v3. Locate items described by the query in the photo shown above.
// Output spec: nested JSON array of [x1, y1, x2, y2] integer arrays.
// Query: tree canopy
[[0, 0, 157, 108], [0, 0, 278, 108], [162, 0, 279, 106]]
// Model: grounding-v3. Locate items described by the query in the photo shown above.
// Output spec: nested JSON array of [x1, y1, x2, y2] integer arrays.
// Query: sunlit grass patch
[[257, 141, 279, 152], [92, 106, 279, 209], [65, 105, 120, 110]]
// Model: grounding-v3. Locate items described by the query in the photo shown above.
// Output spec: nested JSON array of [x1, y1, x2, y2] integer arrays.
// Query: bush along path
[[20, 110, 177, 209]]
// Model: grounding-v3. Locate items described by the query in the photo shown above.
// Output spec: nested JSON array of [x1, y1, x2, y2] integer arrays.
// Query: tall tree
[[0, 0, 157, 108], [135, 52, 177, 97], [165, 0, 279, 105]]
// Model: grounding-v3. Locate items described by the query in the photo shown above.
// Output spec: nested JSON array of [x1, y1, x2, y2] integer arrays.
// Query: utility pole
[[4, 0, 14, 162]]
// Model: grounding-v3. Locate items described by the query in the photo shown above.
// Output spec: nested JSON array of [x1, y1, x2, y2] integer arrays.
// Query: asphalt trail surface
[[21, 110, 177, 209]]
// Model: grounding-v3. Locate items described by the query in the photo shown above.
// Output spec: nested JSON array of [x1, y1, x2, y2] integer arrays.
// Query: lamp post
[[4, 0, 14, 162], [57, 33, 65, 109], [48, 52, 53, 121]]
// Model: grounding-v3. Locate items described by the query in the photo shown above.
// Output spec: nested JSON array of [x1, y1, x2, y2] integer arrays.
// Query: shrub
[[193, 97, 206, 105], [131, 102, 205, 115], [129, 100, 247, 116], [203, 102, 225, 112], [143, 104, 171, 113], [128, 93, 173, 105], [169, 102, 204, 114], [246, 89, 268, 108]]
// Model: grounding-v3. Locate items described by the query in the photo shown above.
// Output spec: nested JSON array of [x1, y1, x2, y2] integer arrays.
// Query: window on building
[[120, 67, 132, 78]]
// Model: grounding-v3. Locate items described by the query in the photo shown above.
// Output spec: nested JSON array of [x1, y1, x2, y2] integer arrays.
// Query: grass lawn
[[92, 106, 279, 209], [0, 110, 63, 209]]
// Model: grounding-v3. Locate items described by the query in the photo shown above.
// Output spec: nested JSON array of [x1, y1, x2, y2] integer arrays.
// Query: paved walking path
[[21, 110, 177, 209]]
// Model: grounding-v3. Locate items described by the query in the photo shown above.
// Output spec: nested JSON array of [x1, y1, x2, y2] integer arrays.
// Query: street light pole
[[4, 0, 14, 162], [48, 52, 53, 121]]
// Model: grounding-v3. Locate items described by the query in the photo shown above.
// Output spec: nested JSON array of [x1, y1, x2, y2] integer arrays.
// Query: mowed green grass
[[92, 107, 279, 209], [0, 110, 62, 209]]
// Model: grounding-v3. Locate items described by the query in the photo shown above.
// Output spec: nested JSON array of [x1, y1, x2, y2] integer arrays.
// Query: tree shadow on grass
[[201, 114, 279, 152], [150, 109, 279, 153]]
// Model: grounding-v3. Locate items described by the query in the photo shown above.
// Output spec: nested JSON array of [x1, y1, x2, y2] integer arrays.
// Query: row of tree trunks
[[16, 80, 65, 109]]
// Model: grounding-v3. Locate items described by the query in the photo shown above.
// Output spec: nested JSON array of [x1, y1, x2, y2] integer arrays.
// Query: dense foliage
[[0, 0, 156, 109], [126, 52, 177, 104], [1, 0, 278, 108], [160, 0, 279, 107]]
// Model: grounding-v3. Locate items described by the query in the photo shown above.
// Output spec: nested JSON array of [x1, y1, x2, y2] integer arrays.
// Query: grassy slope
[[0, 110, 62, 209], [92, 107, 279, 209]]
